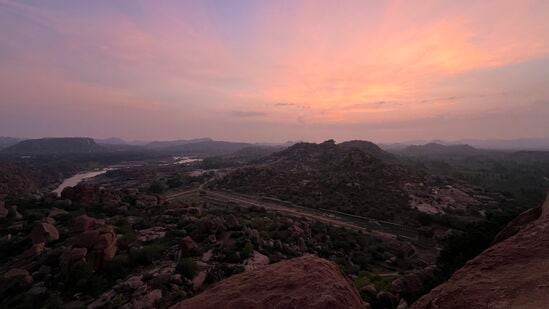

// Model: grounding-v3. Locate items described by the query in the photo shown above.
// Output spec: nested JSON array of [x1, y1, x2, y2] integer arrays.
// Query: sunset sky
[[1, 0, 549, 142]]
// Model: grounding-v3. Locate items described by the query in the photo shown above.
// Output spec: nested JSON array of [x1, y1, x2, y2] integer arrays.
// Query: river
[[52, 168, 115, 196]]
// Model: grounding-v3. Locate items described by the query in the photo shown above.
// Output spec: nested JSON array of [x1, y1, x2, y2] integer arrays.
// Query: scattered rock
[[397, 298, 409, 309], [119, 276, 145, 292], [244, 251, 270, 271], [247, 229, 260, 244], [192, 271, 207, 290], [392, 266, 439, 302], [10, 206, 23, 220], [74, 230, 101, 248], [30, 222, 59, 244], [20, 242, 46, 260], [72, 215, 97, 233], [136, 227, 167, 242], [53, 199, 72, 208], [3, 268, 33, 286], [60, 247, 88, 271], [69, 216, 117, 269], [188, 207, 202, 216], [48, 207, 69, 217], [41, 216, 56, 225], [377, 291, 398, 308], [225, 214, 239, 229], [359, 284, 377, 298], [201, 250, 213, 262], [178, 236, 198, 257], [61, 184, 101, 205], [133, 289, 162, 309], [0, 201, 7, 218], [28, 286, 48, 296]]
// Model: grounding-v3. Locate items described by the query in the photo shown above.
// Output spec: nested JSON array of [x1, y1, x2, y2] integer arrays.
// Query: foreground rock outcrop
[[171, 255, 365, 309], [412, 194, 549, 309]]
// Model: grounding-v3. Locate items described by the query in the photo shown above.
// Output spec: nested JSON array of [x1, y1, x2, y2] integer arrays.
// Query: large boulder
[[225, 214, 240, 229], [48, 207, 69, 218], [171, 255, 365, 309], [3, 268, 33, 287], [493, 206, 541, 244], [72, 215, 98, 233], [61, 184, 101, 205], [60, 247, 88, 271], [30, 222, 59, 244], [69, 215, 117, 268], [178, 236, 198, 258], [136, 227, 167, 242], [391, 266, 439, 302], [412, 194, 549, 309]]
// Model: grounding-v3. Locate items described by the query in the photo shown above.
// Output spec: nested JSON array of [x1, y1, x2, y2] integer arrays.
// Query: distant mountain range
[[0, 137, 276, 157], [399, 143, 479, 156], [381, 138, 549, 151], [2, 136, 549, 156]]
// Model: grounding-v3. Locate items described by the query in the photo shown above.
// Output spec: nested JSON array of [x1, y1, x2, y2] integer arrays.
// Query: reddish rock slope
[[171, 255, 365, 309], [412, 194, 549, 309]]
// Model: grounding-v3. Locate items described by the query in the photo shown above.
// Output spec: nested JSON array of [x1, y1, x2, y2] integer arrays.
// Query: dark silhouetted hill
[[1, 137, 104, 155]]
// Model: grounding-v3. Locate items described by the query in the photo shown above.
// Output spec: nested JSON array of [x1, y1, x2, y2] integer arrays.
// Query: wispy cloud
[[231, 111, 267, 118]]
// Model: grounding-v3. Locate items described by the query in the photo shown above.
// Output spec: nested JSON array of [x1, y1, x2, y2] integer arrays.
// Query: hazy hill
[[458, 138, 549, 151], [228, 145, 285, 158], [94, 137, 127, 145], [401, 143, 478, 156], [1, 137, 105, 155], [159, 140, 252, 156], [0, 137, 23, 150], [144, 138, 213, 149]]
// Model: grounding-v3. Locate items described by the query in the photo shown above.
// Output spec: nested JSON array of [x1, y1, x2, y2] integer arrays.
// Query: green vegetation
[[148, 181, 166, 194], [65, 261, 108, 297], [177, 257, 198, 279]]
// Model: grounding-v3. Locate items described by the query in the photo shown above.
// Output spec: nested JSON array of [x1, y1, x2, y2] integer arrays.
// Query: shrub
[[148, 181, 166, 194], [240, 241, 254, 259], [177, 257, 197, 279], [130, 244, 166, 265], [102, 254, 131, 280], [64, 261, 108, 296]]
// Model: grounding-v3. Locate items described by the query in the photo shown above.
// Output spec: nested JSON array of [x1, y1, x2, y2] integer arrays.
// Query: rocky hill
[[214, 140, 420, 222], [412, 194, 549, 308], [339, 140, 397, 162], [2, 138, 104, 155], [215, 140, 489, 220], [171, 255, 365, 309]]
